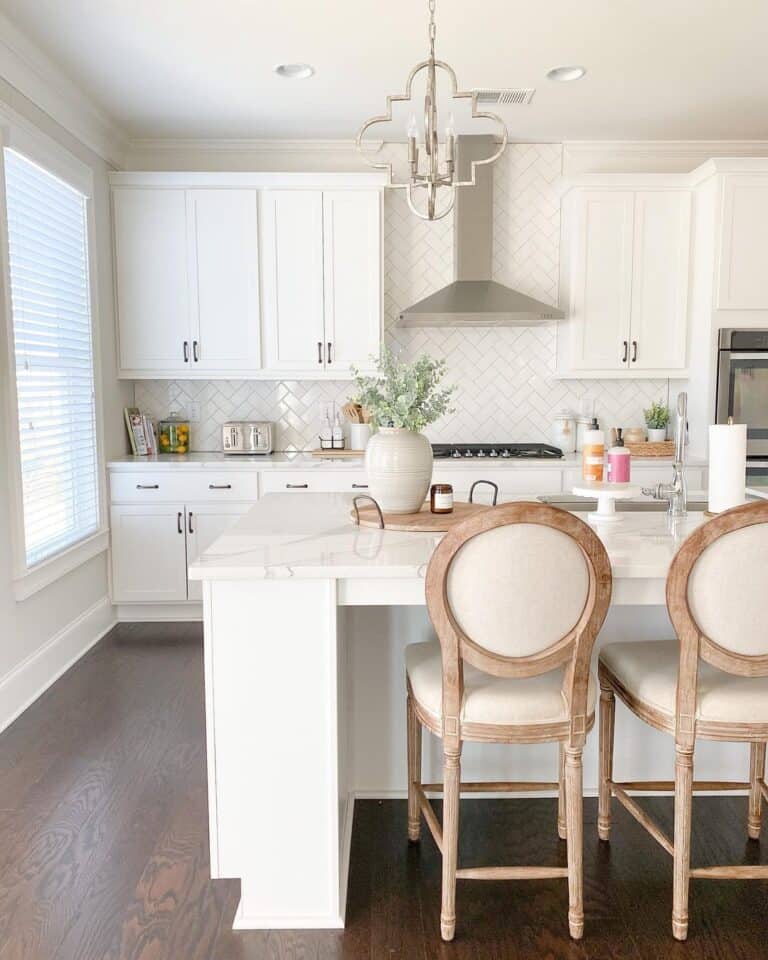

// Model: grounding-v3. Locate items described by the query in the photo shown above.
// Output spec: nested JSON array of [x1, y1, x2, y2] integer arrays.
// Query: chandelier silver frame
[[355, 0, 508, 221]]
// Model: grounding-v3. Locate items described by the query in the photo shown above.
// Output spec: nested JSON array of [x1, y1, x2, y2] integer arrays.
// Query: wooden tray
[[624, 440, 675, 458], [352, 501, 491, 532], [311, 448, 365, 459]]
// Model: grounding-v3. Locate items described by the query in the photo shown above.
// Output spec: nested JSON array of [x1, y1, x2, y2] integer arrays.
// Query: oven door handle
[[727, 352, 768, 360]]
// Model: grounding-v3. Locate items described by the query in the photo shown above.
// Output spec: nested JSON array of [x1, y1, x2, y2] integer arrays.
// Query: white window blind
[[4, 148, 100, 568]]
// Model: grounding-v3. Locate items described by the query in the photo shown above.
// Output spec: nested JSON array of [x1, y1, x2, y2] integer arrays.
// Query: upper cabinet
[[261, 188, 381, 375], [110, 173, 384, 379], [558, 184, 691, 378], [716, 174, 768, 309]]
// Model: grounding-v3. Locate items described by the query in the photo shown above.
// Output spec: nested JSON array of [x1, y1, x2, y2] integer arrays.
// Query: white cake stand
[[572, 481, 642, 523]]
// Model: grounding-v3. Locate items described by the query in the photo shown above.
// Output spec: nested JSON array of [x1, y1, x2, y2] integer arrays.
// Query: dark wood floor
[[1, 623, 767, 959]]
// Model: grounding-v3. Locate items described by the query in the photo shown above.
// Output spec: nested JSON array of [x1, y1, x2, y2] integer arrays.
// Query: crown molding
[[563, 139, 768, 174], [0, 12, 129, 166]]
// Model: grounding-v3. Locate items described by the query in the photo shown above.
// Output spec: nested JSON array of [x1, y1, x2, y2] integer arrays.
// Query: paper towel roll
[[708, 423, 747, 513]]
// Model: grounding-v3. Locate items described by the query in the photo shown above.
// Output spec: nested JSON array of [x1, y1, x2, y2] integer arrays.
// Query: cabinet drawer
[[431, 468, 563, 497], [260, 470, 369, 494], [109, 470, 260, 503]]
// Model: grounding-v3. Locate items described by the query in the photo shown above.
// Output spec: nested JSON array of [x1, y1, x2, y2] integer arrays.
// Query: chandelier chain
[[428, 0, 436, 56]]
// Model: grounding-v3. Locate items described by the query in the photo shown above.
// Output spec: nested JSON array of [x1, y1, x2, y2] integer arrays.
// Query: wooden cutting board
[[353, 501, 491, 532]]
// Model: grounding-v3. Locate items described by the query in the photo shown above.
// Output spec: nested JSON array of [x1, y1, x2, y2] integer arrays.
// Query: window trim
[[0, 115, 109, 600]]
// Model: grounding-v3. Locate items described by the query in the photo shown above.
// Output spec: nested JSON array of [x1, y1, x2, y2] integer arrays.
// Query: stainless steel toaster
[[222, 421, 274, 455]]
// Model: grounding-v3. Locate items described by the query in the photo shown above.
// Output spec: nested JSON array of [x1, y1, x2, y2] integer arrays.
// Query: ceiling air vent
[[473, 88, 535, 105]]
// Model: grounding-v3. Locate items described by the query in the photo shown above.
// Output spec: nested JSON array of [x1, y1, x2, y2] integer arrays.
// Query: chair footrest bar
[[611, 780, 750, 793], [421, 781, 559, 794], [611, 783, 674, 857], [456, 866, 569, 880], [691, 866, 768, 879], [414, 783, 443, 853]]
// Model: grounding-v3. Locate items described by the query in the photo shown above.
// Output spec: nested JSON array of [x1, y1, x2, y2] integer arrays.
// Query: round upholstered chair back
[[668, 500, 768, 677], [425, 502, 613, 684]]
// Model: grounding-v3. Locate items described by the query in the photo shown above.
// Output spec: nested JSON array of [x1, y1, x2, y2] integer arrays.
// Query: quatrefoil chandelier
[[356, 0, 508, 221]]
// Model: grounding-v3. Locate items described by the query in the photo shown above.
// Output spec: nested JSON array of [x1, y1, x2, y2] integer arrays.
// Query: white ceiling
[[2, 0, 768, 143]]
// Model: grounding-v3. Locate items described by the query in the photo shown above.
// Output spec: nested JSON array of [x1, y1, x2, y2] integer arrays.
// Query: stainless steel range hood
[[399, 135, 564, 327]]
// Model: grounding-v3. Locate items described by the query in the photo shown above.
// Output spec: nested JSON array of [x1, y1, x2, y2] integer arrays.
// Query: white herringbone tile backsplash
[[135, 144, 669, 451]]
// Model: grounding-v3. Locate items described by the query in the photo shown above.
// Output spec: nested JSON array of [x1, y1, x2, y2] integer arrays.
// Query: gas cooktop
[[432, 443, 564, 460]]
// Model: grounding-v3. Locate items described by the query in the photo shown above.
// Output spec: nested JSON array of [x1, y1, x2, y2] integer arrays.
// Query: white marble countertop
[[188, 492, 708, 584], [107, 450, 707, 471]]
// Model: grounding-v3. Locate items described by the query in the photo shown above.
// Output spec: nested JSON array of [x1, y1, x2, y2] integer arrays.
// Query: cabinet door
[[569, 191, 634, 371], [261, 190, 325, 372], [717, 175, 768, 308], [185, 503, 250, 602], [110, 504, 188, 603], [629, 191, 691, 371], [322, 190, 381, 373], [113, 188, 191, 372], [188, 190, 261, 372]]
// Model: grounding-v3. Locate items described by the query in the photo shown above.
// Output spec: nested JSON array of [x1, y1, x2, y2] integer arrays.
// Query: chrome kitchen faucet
[[642, 392, 688, 519]]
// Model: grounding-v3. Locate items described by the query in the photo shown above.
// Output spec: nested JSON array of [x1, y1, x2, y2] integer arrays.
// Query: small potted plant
[[353, 349, 454, 513], [643, 400, 671, 442]]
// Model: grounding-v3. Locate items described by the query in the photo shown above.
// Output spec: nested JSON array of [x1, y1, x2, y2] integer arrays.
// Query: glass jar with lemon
[[158, 411, 190, 454]]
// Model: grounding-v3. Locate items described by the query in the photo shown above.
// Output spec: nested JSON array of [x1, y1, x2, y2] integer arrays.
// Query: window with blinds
[[4, 148, 100, 568]]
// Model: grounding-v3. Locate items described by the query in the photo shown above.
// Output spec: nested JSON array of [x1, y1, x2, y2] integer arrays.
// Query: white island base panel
[[194, 495, 750, 930]]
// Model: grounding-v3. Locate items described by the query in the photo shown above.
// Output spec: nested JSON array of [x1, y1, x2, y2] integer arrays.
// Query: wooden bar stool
[[597, 500, 768, 940], [405, 502, 612, 941]]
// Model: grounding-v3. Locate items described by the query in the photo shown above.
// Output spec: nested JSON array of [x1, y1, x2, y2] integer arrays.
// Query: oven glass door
[[720, 353, 768, 457]]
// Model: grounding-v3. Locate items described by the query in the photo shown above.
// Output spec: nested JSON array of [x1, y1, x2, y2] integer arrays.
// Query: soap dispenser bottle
[[582, 417, 605, 482]]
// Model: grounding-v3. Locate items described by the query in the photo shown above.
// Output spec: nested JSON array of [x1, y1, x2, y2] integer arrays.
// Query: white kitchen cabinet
[[559, 186, 691, 377], [110, 504, 189, 603], [261, 189, 382, 376], [260, 190, 326, 372], [188, 189, 261, 371], [113, 188, 191, 372], [716, 174, 768, 309], [322, 190, 381, 373], [186, 503, 251, 602]]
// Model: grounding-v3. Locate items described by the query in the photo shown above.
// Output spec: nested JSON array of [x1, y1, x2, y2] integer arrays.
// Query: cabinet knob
[[632, 340, 638, 363]]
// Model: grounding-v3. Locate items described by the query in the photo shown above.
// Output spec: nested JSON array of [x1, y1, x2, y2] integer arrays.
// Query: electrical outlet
[[187, 401, 201, 422]]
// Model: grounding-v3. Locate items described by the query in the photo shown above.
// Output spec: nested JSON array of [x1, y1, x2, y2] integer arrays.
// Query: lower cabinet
[[111, 501, 250, 603]]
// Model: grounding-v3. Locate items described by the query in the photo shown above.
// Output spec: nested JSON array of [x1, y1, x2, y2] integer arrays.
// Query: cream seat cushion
[[405, 640, 596, 726], [600, 640, 768, 725]]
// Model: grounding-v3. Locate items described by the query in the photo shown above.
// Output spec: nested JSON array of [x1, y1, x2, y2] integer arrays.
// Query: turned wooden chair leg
[[672, 744, 694, 941], [440, 749, 461, 942], [564, 745, 584, 940], [748, 742, 766, 840], [557, 742, 567, 839], [406, 694, 422, 842], [598, 681, 616, 841]]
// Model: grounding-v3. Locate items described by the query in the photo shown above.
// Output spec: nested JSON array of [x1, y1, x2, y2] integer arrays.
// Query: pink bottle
[[606, 429, 631, 483]]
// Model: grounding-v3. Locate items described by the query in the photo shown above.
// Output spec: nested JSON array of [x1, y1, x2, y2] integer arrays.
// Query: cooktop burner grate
[[431, 443, 564, 460]]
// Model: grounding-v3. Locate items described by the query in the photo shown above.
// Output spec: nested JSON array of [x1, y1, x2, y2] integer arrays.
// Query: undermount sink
[[537, 495, 710, 513]]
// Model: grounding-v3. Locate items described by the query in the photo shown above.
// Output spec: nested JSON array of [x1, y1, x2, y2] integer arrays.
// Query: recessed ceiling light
[[546, 65, 586, 82], [274, 63, 315, 80]]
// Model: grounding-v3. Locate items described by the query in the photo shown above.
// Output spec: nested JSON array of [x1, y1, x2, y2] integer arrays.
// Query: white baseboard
[[0, 596, 115, 734], [115, 603, 202, 622]]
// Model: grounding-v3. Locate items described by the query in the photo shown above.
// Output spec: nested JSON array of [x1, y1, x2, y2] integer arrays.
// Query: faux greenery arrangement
[[643, 400, 671, 430], [352, 348, 454, 431]]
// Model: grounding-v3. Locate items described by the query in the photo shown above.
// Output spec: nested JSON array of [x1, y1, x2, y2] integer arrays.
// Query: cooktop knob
[[489, 449, 499, 457], [501, 448, 511, 458], [451, 449, 462, 458], [476, 450, 486, 457], [464, 449, 473, 457]]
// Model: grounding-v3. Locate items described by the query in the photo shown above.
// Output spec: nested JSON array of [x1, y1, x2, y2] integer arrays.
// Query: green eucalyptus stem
[[351, 348, 455, 432]]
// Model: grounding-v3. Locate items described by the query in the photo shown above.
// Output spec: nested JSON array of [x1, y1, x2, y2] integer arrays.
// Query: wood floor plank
[[0, 623, 766, 960]]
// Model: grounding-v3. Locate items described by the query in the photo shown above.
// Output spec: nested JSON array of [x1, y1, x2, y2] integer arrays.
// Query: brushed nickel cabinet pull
[[183, 340, 189, 362], [622, 340, 628, 363], [208, 483, 232, 490], [136, 483, 159, 490], [286, 483, 309, 489], [188, 511, 194, 534], [632, 340, 638, 363], [317, 341, 323, 364], [177, 511, 183, 534]]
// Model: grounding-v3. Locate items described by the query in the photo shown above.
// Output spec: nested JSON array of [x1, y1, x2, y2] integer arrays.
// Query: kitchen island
[[189, 492, 743, 931]]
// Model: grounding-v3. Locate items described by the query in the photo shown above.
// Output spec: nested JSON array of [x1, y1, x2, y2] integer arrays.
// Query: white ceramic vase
[[647, 427, 667, 442], [364, 427, 433, 514]]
